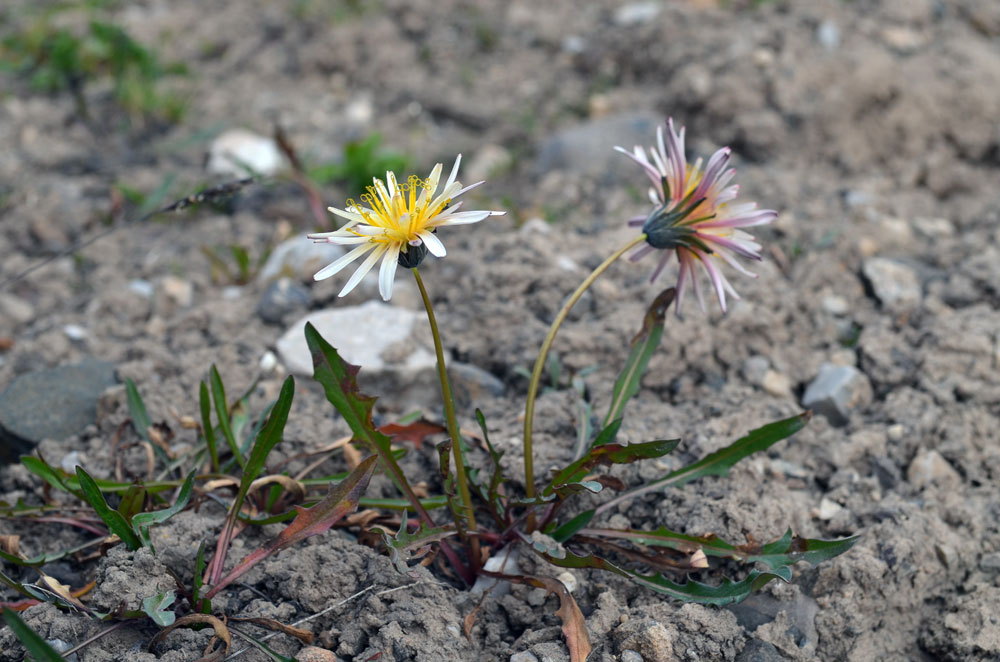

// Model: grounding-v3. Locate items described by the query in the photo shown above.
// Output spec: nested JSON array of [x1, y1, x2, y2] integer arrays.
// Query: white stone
[[817, 497, 845, 521], [471, 547, 520, 598], [276, 303, 439, 411], [258, 235, 345, 284], [63, 324, 87, 341], [907, 450, 961, 489], [259, 350, 278, 373], [557, 571, 578, 594], [128, 279, 154, 298], [822, 295, 850, 316], [207, 129, 283, 178], [761, 370, 794, 399], [862, 257, 922, 312], [614, 2, 661, 26]]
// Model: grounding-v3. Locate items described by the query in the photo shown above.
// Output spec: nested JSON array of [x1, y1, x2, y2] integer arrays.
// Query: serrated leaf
[[131, 472, 196, 551], [543, 549, 790, 606], [1, 609, 67, 662], [597, 413, 811, 514], [305, 323, 430, 520], [543, 434, 679, 497], [602, 288, 675, 434], [580, 526, 860, 571], [75, 467, 142, 550], [141, 590, 176, 626], [375, 510, 456, 577], [523, 575, 591, 662], [205, 455, 376, 599], [378, 419, 447, 450]]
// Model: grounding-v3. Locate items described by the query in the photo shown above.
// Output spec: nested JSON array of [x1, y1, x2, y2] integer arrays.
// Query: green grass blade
[[125, 377, 152, 442], [20, 456, 79, 498], [75, 467, 142, 550], [1, 609, 67, 662], [209, 365, 244, 469], [602, 288, 675, 434], [199, 381, 219, 472]]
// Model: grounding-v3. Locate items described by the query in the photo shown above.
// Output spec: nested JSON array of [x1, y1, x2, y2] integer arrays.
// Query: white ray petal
[[417, 230, 447, 257], [313, 243, 376, 281], [379, 243, 400, 300], [338, 244, 388, 297]]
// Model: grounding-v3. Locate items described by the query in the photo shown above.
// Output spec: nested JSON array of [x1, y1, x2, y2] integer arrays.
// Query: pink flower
[[616, 119, 776, 315]]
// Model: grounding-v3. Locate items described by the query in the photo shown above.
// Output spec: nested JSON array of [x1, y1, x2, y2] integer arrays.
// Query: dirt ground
[[2, 0, 1000, 660]]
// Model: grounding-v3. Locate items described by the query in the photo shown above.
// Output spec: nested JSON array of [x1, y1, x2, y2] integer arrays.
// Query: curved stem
[[412, 268, 480, 563], [522, 234, 648, 511]]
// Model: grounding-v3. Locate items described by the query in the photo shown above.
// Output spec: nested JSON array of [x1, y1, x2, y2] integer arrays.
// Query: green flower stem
[[412, 267, 480, 558], [522, 233, 648, 513]]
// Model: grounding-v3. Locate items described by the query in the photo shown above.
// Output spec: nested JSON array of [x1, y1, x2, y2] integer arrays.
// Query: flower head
[[309, 155, 504, 300], [616, 118, 776, 316]]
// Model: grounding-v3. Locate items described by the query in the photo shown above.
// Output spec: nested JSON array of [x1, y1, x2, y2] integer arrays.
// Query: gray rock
[[535, 112, 660, 181], [728, 592, 819, 652], [802, 363, 873, 426], [614, 618, 673, 661], [861, 257, 922, 313], [816, 20, 841, 50], [742, 355, 771, 386], [0, 293, 35, 327], [736, 639, 785, 662], [907, 450, 961, 490], [614, 2, 661, 27], [258, 235, 346, 284], [620, 651, 644, 662], [821, 295, 850, 316], [207, 128, 283, 178], [276, 303, 440, 411], [0, 358, 117, 462], [979, 553, 1000, 573], [449, 362, 506, 410], [258, 277, 311, 324], [509, 652, 539, 662]]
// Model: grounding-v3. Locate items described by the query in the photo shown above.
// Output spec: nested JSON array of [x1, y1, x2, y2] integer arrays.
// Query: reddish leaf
[[378, 419, 447, 450], [205, 456, 376, 599]]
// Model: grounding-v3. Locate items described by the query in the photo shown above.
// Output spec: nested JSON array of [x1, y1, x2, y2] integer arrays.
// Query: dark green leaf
[[199, 381, 219, 472], [375, 511, 455, 577], [602, 288, 675, 432], [1, 567, 33, 598], [75, 467, 142, 550], [117, 483, 146, 522], [596, 413, 811, 514], [551, 510, 595, 543], [20, 456, 78, 498], [543, 434, 678, 497], [1, 609, 67, 662], [580, 526, 859, 571], [131, 472, 196, 550], [141, 590, 177, 626], [209, 365, 244, 469], [543, 549, 790, 606], [125, 377, 153, 443]]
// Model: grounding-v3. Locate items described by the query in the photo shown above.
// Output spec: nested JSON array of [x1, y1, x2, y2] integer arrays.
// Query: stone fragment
[[258, 277, 311, 324], [861, 257, 921, 312], [614, 619, 673, 662], [0, 293, 35, 327], [613, 2, 661, 26], [276, 303, 438, 411], [535, 112, 660, 180], [802, 363, 873, 426], [155, 276, 194, 316], [620, 651, 644, 662], [0, 359, 117, 463], [207, 129, 283, 178], [295, 647, 340, 662], [449, 362, 506, 410], [556, 571, 578, 594], [742, 355, 770, 386], [979, 553, 1000, 573], [509, 652, 539, 662], [817, 498, 845, 521], [821, 295, 850, 316], [920, 588, 1000, 661], [258, 235, 345, 284], [736, 639, 786, 662], [761, 370, 793, 399], [907, 450, 961, 489], [816, 20, 840, 50]]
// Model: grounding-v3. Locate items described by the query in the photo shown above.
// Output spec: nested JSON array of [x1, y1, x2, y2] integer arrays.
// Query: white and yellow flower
[[309, 155, 504, 300], [617, 119, 776, 315]]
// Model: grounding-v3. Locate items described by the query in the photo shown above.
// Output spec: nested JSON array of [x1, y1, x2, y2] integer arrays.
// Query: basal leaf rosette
[[309, 155, 505, 300], [617, 119, 776, 315]]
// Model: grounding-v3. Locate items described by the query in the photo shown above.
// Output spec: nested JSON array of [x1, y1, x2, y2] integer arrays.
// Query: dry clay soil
[[2, 0, 1000, 661]]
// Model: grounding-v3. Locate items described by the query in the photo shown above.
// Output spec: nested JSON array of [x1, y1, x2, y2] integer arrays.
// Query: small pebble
[[510, 652, 539, 662], [817, 498, 845, 521], [621, 651, 644, 662], [887, 424, 905, 442], [761, 370, 793, 399], [295, 646, 339, 662], [63, 324, 88, 341], [557, 571, 578, 594]]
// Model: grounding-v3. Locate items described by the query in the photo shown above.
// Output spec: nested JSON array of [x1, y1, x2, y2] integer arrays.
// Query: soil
[[2, 0, 1000, 661]]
